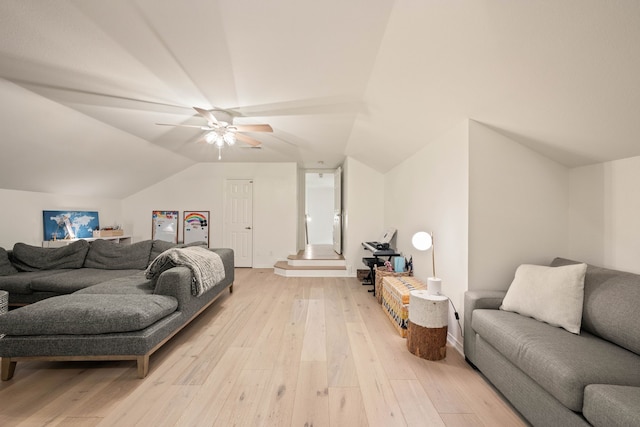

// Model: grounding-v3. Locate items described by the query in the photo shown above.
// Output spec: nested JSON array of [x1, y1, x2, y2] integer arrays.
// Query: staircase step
[[287, 258, 346, 267], [273, 261, 349, 277]]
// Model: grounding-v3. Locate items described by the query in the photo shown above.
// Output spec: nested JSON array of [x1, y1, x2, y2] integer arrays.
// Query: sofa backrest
[[84, 239, 153, 270], [150, 240, 178, 263], [11, 240, 90, 271], [551, 257, 640, 355], [0, 247, 18, 276]]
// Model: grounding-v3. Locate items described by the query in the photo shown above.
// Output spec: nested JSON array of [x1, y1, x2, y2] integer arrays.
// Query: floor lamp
[[411, 231, 442, 295]]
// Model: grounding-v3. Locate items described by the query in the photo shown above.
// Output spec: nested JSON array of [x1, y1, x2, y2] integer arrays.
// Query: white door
[[225, 179, 253, 267], [333, 167, 342, 254]]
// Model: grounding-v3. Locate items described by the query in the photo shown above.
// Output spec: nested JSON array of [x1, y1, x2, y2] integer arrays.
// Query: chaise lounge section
[[0, 239, 235, 380]]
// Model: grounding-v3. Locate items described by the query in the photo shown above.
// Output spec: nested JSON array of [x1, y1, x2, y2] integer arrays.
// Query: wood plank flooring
[[0, 269, 527, 426]]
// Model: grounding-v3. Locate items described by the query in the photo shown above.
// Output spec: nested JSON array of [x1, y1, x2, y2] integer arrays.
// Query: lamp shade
[[412, 231, 433, 251], [412, 230, 437, 279]]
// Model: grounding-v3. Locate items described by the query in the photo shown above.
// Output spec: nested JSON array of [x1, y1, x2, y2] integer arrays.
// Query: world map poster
[[43, 210, 99, 241]]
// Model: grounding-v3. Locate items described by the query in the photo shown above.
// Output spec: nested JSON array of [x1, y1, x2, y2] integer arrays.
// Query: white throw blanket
[[145, 247, 226, 297]]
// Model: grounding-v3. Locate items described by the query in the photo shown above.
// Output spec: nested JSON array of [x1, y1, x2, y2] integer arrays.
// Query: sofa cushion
[[472, 309, 640, 412], [0, 294, 178, 335], [583, 384, 640, 427], [84, 239, 152, 270], [501, 263, 587, 334], [29, 269, 143, 294], [74, 271, 153, 295], [11, 240, 90, 271], [0, 248, 18, 276], [551, 258, 640, 355], [150, 240, 177, 263], [0, 270, 74, 295]]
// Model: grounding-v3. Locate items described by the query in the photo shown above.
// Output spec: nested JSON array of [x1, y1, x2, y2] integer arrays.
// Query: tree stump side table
[[406, 290, 448, 360]]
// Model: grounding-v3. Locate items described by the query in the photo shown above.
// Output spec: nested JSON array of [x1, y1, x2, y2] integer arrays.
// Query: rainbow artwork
[[183, 211, 209, 245], [184, 212, 207, 227]]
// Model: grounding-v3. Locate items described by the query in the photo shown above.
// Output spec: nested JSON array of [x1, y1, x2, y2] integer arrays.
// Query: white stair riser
[[287, 259, 346, 267]]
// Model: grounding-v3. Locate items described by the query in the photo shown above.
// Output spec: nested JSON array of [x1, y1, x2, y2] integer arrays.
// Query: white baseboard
[[448, 332, 464, 356]]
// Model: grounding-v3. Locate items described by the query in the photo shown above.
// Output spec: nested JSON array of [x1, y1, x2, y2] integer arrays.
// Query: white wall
[[569, 155, 640, 274], [468, 121, 570, 290], [342, 157, 385, 276], [384, 120, 470, 348], [0, 188, 122, 248], [122, 162, 298, 268]]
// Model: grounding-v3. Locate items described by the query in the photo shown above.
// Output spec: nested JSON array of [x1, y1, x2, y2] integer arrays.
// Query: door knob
[[245, 226, 252, 230]]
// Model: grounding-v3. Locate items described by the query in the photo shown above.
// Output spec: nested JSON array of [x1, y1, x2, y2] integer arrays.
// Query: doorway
[[224, 179, 253, 267], [304, 169, 341, 253]]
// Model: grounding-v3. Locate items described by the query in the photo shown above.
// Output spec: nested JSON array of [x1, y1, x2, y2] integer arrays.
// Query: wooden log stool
[[406, 290, 448, 360]]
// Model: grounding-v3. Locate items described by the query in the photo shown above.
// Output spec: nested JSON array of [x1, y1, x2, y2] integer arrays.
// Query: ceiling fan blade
[[156, 123, 209, 129], [193, 107, 218, 124], [235, 133, 262, 147], [234, 124, 273, 133]]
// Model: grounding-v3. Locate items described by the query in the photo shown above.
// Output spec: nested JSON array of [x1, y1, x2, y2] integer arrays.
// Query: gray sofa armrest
[[153, 266, 194, 311], [463, 290, 507, 365]]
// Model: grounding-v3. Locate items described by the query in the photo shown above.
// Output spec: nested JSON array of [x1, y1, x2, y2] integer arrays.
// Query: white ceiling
[[1, 1, 639, 198]]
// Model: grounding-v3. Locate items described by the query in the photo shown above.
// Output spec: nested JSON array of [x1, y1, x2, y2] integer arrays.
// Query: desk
[[361, 248, 400, 296]]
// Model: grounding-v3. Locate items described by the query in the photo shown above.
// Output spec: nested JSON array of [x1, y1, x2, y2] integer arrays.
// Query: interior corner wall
[[569, 155, 640, 274], [384, 120, 470, 347], [568, 163, 605, 267], [122, 162, 297, 268], [0, 188, 122, 248], [468, 121, 570, 291], [342, 156, 385, 276]]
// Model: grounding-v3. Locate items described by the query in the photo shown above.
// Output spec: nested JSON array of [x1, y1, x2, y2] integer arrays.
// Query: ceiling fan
[[157, 106, 273, 158]]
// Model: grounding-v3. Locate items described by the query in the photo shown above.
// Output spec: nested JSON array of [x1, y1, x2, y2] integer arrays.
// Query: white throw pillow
[[500, 263, 587, 334]]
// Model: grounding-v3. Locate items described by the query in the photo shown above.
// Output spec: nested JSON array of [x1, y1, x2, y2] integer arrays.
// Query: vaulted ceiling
[[1, 1, 639, 198]]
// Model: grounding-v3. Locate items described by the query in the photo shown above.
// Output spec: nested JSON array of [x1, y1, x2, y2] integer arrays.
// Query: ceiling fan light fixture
[[223, 132, 236, 145], [205, 132, 217, 144]]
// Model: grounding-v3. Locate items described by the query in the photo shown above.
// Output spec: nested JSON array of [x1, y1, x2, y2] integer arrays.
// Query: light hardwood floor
[[0, 269, 527, 426]]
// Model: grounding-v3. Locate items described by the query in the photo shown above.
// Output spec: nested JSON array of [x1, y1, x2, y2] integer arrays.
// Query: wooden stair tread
[[274, 261, 346, 271], [287, 245, 344, 261]]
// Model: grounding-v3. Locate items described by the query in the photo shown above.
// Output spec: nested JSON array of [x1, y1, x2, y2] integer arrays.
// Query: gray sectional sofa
[[0, 239, 234, 380], [464, 258, 640, 427]]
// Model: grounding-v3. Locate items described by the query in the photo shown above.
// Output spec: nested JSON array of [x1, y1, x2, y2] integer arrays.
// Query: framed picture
[[152, 210, 179, 243], [43, 210, 99, 241], [183, 211, 210, 247]]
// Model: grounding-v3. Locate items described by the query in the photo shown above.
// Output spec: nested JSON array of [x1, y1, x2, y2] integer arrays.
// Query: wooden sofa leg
[[229, 283, 233, 293], [137, 355, 149, 379], [1, 358, 17, 381]]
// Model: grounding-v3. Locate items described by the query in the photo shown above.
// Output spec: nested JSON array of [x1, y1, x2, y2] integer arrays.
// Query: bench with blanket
[[0, 239, 234, 380]]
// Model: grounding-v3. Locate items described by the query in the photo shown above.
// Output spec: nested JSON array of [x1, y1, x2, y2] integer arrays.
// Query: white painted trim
[[288, 259, 346, 267]]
